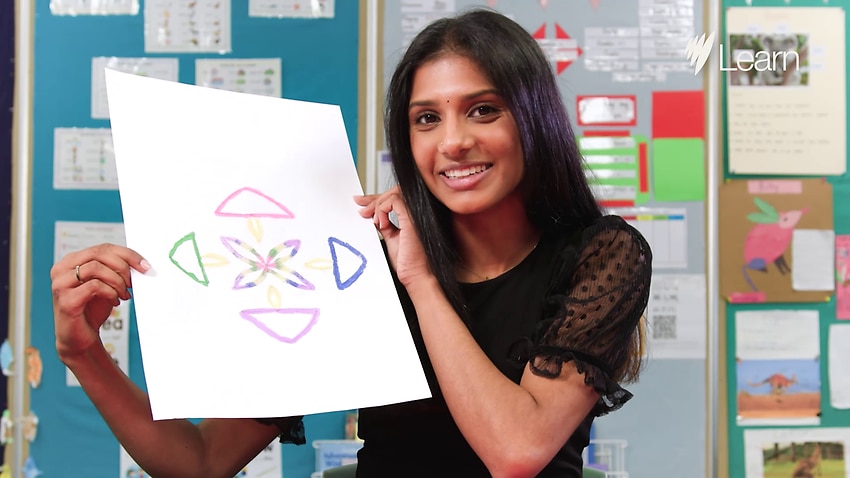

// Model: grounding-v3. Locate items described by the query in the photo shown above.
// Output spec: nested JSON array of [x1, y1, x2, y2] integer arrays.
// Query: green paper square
[[652, 138, 706, 202]]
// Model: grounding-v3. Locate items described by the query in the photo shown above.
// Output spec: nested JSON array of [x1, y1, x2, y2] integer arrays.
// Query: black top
[[259, 215, 652, 477]]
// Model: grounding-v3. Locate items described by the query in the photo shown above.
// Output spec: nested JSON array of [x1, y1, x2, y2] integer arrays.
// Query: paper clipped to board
[[104, 69, 431, 420]]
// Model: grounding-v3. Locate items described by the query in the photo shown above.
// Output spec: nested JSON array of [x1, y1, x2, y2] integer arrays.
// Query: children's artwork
[[104, 70, 430, 420], [744, 427, 850, 478], [719, 179, 834, 303], [736, 310, 821, 426], [837, 235, 850, 319]]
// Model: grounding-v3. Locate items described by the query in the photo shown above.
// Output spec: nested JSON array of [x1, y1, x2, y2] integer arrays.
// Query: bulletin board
[[376, 1, 711, 477], [719, 1, 850, 477], [24, 1, 361, 477]]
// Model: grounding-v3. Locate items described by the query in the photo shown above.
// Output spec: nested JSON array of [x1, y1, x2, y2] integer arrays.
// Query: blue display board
[[27, 2, 359, 477]]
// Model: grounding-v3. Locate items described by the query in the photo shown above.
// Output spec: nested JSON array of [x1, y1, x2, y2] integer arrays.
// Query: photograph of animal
[[748, 373, 798, 396], [761, 441, 844, 478]]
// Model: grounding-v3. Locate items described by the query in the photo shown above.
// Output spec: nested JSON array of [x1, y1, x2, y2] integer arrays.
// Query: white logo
[[685, 31, 716, 74]]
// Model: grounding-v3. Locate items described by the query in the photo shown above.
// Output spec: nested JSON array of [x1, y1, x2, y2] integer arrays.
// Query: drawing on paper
[[215, 186, 295, 218], [761, 441, 844, 478], [742, 197, 807, 291], [221, 237, 315, 291], [167, 187, 368, 344], [737, 358, 820, 421], [169, 232, 209, 286], [747, 373, 797, 396], [240, 308, 319, 344]]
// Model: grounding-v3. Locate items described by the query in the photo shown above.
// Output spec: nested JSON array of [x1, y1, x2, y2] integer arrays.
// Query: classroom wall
[[15, 1, 850, 477]]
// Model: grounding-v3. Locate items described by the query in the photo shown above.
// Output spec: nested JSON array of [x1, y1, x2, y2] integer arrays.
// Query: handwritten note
[[726, 8, 846, 175]]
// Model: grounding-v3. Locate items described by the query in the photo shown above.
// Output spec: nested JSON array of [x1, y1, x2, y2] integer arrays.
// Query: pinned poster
[[828, 324, 850, 409], [719, 179, 834, 303], [104, 70, 430, 420], [837, 235, 850, 319], [744, 428, 850, 478], [725, 7, 846, 175], [736, 310, 821, 426], [579, 135, 650, 206]]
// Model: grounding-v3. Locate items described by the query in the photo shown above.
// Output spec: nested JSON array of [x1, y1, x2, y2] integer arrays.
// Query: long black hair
[[385, 8, 603, 316]]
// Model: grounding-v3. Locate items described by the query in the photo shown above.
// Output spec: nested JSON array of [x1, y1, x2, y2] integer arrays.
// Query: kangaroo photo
[[737, 358, 820, 423], [761, 441, 845, 478]]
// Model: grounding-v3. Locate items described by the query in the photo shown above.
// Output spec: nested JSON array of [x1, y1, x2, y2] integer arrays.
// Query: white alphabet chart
[[53, 127, 119, 190]]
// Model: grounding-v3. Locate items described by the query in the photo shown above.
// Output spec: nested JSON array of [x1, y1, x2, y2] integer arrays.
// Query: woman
[[50, 8, 651, 478]]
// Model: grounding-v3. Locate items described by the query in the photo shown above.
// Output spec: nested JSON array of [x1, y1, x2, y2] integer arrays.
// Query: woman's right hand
[[50, 244, 150, 362]]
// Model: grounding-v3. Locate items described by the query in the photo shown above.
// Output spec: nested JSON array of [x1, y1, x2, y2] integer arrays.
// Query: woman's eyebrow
[[408, 89, 501, 110]]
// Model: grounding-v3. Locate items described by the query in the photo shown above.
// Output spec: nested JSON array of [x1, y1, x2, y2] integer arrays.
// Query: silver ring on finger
[[388, 210, 400, 229], [74, 264, 84, 284]]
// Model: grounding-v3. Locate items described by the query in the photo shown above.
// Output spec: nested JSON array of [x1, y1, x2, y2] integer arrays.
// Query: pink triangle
[[240, 308, 319, 343], [215, 187, 294, 218]]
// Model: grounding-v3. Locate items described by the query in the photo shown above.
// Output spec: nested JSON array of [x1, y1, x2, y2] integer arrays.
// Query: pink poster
[[837, 235, 850, 319]]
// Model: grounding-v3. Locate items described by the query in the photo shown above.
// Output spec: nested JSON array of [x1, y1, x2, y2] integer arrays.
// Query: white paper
[[645, 274, 706, 359], [829, 324, 850, 409], [50, 0, 139, 15], [726, 8, 846, 175], [608, 208, 688, 269], [104, 70, 430, 419], [735, 310, 821, 426], [577, 97, 636, 125], [53, 127, 119, 190], [249, 0, 334, 18], [792, 229, 836, 291], [744, 428, 850, 478], [144, 0, 231, 53]]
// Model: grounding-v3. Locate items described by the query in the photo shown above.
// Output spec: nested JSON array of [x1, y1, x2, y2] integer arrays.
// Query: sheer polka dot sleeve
[[253, 416, 306, 445], [510, 216, 652, 415]]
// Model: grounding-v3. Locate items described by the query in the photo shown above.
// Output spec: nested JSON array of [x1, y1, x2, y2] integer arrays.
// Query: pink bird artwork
[[742, 197, 807, 291]]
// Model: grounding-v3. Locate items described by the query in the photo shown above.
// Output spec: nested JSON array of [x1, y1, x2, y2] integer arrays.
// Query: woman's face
[[407, 54, 525, 217]]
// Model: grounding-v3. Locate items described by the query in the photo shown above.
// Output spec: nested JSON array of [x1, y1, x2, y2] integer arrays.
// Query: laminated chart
[[580, 135, 650, 207], [608, 207, 687, 269]]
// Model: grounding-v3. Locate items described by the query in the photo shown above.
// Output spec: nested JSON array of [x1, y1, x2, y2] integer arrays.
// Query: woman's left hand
[[355, 186, 433, 287]]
